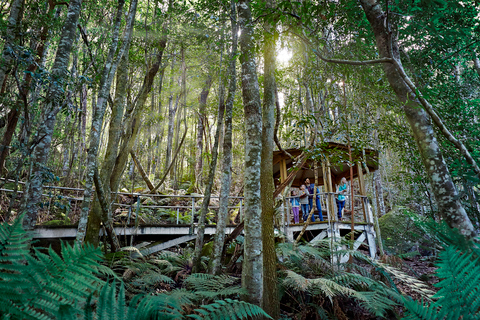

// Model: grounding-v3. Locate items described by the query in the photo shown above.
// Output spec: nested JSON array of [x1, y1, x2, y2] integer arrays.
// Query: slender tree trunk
[[359, 0, 476, 238], [77, 0, 137, 245], [164, 53, 178, 175], [109, 37, 168, 195], [261, 0, 279, 316], [0, 0, 25, 175], [238, 0, 263, 307], [211, 0, 237, 276], [193, 43, 225, 273], [195, 76, 213, 189], [0, 0, 24, 88], [22, 0, 82, 231]]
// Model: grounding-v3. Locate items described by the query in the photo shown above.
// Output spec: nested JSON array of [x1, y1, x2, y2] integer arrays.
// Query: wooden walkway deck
[[1, 181, 378, 259]]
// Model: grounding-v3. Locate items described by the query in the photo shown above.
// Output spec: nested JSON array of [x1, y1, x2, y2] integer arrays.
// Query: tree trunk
[[164, 52, 178, 176], [0, 0, 26, 176], [22, 0, 83, 231], [195, 76, 213, 189], [0, 0, 24, 88], [261, 0, 279, 316], [238, 0, 263, 307], [359, 0, 476, 238], [193, 44, 225, 273], [77, 0, 137, 245], [109, 37, 168, 195], [211, 0, 237, 276]]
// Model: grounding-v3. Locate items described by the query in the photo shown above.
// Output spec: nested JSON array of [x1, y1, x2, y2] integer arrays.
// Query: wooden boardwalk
[[1, 182, 378, 259]]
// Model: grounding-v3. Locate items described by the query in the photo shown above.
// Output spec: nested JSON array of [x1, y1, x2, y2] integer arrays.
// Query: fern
[[0, 216, 105, 319], [403, 245, 480, 320], [183, 273, 246, 301], [188, 299, 272, 320]]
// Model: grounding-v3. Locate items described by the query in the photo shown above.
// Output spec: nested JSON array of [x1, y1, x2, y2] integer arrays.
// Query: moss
[[43, 220, 66, 226], [378, 207, 424, 255]]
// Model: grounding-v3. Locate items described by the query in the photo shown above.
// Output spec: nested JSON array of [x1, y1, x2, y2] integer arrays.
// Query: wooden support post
[[326, 160, 336, 222], [357, 162, 367, 222], [280, 159, 287, 183], [321, 161, 331, 221]]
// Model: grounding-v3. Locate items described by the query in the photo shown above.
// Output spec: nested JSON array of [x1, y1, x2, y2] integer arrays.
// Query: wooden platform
[[31, 220, 377, 259]]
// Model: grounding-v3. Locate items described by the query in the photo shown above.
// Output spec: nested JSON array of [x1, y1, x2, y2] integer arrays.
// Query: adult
[[336, 177, 347, 220], [315, 186, 323, 221], [299, 184, 310, 222], [304, 178, 316, 222]]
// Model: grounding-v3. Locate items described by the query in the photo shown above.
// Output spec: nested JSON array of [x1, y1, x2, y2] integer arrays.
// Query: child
[[299, 184, 310, 222], [290, 190, 300, 224]]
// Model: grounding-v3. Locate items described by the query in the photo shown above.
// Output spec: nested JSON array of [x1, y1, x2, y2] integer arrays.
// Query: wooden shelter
[[273, 142, 378, 188], [273, 142, 382, 259]]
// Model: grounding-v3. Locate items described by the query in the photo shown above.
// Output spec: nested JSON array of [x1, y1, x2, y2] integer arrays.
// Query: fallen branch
[[130, 151, 155, 191], [150, 127, 188, 194]]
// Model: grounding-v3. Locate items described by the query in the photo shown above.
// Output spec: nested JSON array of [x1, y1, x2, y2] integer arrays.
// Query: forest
[[1, 0, 480, 319]]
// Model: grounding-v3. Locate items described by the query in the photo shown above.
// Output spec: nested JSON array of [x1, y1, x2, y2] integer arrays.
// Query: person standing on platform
[[304, 178, 316, 222], [315, 186, 324, 221], [336, 177, 348, 220], [290, 190, 300, 224], [299, 184, 310, 222]]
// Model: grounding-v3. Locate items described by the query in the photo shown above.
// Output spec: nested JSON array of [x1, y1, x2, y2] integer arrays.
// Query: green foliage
[[0, 217, 269, 320], [188, 298, 272, 320], [378, 208, 426, 254], [277, 240, 402, 318], [183, 273, 246, 300], [0, 215, 105, 319], [403, 246, 480, 320]]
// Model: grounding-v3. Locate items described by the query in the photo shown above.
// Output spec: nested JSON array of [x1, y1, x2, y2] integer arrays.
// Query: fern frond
[[353, 284, 400, 317], [402, 298, 440, 320], [432, 246, 480, 318], [189, 299, 272, 320], [282, 270, 357, 301], [374, 261, 434, 299]]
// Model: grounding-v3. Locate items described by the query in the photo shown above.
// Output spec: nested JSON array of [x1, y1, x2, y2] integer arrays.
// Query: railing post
[[191, 196, 195, 233], [239, 199, 243, 222], [176, 207, 180, 225]]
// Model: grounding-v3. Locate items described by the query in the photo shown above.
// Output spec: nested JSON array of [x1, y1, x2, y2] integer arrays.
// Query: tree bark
[[195, 76, 213, 189], [0, 0, 26, 176], [238, 0, 263, 307], [131, 151, 155, 191], [359, 0, 476, 238], [0, 0, 24, 88], [211, 0, 237, 276], [193, 43, 225, 273], [261, 0, 279, 316], [84, 45, 130, 247], [22, 0, 82, 231], [109, 37, 168, 194], [77, 0, 137, 245]]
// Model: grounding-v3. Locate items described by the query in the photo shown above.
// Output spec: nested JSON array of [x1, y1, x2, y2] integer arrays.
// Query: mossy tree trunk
[[192, 37, 226, 273], [23, 0, 82, 231], [261, 0, 279, 317], [238, 0, 263, 307], [359, 0, 476, 238], [77, 0, 136, 245], [195, 76, 212, 190], [210, 0, 237, 276]]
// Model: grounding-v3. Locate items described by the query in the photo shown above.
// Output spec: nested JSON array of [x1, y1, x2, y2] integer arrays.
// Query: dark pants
[[316, 197, 323, 221], [336, 199, 345, 219]]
